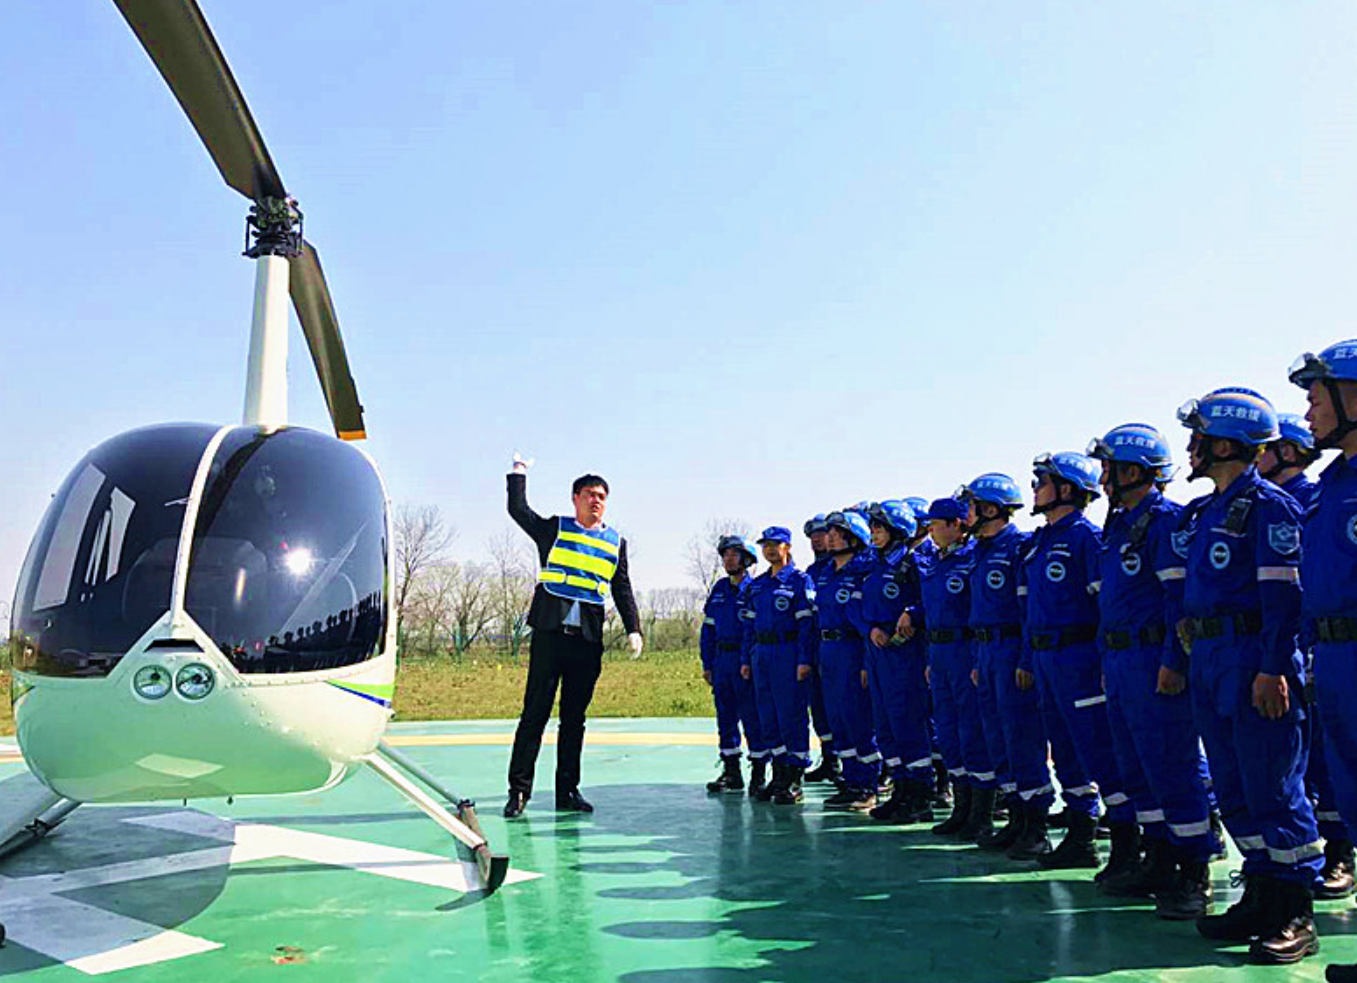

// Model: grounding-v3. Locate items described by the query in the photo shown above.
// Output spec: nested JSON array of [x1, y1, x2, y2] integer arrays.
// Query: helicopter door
[[183, 426, 389, 674], [9, 424, 219, 677]]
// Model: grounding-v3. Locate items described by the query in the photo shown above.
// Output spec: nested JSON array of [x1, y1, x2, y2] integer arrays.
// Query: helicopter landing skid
[[364, 749, 509, 895], [0, 773, 79, 864]]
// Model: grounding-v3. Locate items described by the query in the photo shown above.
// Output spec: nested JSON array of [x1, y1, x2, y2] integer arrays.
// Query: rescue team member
[[858, 501, 933, 823], [802, 515, 841, 785], [1020, 452, 1135, 874], [504, 456, 642, 818], [1291, 343, 1357, 983], [1176, 389, 1321, 965], [904, 495, 952, 808], [1087, 424, 1217, 920], [814, 510, 883, 811], [741, 527, 818, 805], [916, 497, 997, 840], [961, 474, 1055, 859], [701, 536, 770, 796], [1262, 412, 1353, 902]]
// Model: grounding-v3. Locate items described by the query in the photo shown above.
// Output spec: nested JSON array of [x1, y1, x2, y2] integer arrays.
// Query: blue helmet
[[803, 513, 829, 537], [1274, 413, 1315, 452], [903, 497, 931, 529], [1177, 387, 1280, 446], [717, 534, 757, 566], [1290, 341, 1357, 388], [1086, 423, 1174, 481], [826, 510, 872, 549], [956, 473, 1023, 509], [1032, 451, 1100, 500], [867, 499, 917, 540]]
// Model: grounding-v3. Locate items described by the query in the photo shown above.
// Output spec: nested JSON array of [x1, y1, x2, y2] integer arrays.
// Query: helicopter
[[1, 0, 507, 896]]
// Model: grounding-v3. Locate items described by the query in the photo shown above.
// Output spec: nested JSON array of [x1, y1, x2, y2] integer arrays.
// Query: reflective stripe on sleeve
[[1157, 567, 1186, 582], [1073, 694, 1107, 708], [1258, 567, 1300, 583]]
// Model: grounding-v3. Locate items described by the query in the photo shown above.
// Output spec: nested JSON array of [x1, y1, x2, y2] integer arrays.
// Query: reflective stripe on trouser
[[972, 641, 1012, 793], [1190, 638, 1323, 885], [712, 658, 771, 758], [1307, 686, 1349, 843], [1315, 641, 1357, 845], [751, 643, 811, 767], [1034, 643, 1134, 823], [978, 638, 1052, 808], [820, 637, 880, 790], [865, 640, 933, 785], [1104, 643, 1215, 858], [931, 640, 994, 786], [807, 667, 834, 750]]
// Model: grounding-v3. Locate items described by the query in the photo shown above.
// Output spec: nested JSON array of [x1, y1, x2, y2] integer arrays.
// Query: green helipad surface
[[2, 718, 1355, 982]]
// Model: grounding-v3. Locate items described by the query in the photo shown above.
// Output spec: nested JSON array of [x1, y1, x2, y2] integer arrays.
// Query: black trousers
[[507, 629, 603, 795]]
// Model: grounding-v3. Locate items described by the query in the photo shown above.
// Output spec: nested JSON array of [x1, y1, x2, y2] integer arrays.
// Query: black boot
[[869, 780, 906, 821], [933, 782, 974, 836], [932, 760, 952, 809], [773, 765, 804, 805], [878, 764, 895, 797], [1249, 878, 1319, 965], [747, 757, 768, 798], [1093, 822, 1142, 887], [1102, 836, 1176, 898], [1038, 810, 1098, 869], [896, 780, 935, 824], [1155, 851, 1213, 921], [804, 749, 839, 783], [979, 797, 1025, 852], [1197, 873, 1270, 942], [958, 786, 996, 842], [706, 756, 745, 794], [1008, 804, 1053, 861], [1317, 838, 1355, 900], [1328, 964, 1357, 983], [755, 761, 785, 802]]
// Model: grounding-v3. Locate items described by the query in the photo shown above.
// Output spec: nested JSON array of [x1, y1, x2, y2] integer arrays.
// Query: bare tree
[[487, 525, 537, 662], [394, 503, 457, 637], [404, 561, 495, 659], [683, 517, 754, 593]]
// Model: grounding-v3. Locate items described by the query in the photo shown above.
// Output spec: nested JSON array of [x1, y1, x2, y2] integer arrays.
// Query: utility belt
[[1028, 625, 1099, 651], [1181, 612, 1263, 641], [927, 627, 970, 644], [971, 624, 1021, 644], [1101, 624, 1168, 651], [717, 642, 741, 652], [1315, 617, 1357, 644], [820, 629, 862, 642], [755, 630, 799, 645]]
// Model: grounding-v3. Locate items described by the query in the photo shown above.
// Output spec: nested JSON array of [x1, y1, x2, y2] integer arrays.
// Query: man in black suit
[[503, 454, 643, 817]]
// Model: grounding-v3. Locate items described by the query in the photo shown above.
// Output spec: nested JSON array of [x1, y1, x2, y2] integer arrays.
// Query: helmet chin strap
[[1032, 477, 1073, 515], [966, 503, 1005, 536], [1315, 380, 1357, 450], [1188, 436, 1248, 481], [1107, 463, 1153, 508]]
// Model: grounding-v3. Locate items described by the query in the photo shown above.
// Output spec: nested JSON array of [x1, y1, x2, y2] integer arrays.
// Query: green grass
[[0, 650, 714, 737]]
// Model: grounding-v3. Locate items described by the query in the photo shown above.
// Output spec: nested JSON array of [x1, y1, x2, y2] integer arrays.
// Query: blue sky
[[2, 1, 1355, 607]]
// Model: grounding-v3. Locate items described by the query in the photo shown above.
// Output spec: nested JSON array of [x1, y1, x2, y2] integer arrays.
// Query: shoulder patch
[[1170, 530, 1191, 559], [1267, 523, 1300, 556]]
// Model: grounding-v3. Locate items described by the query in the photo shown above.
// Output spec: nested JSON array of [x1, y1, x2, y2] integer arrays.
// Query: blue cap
[[927, 497, 968, 522], [758, 526, 792, 545]]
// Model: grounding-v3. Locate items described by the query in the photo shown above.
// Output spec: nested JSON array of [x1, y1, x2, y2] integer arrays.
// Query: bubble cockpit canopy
[[10, 424, 389, 679]]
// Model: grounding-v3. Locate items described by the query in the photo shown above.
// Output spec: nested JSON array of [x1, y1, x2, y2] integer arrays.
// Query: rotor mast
[[242, 197, 303, 429]]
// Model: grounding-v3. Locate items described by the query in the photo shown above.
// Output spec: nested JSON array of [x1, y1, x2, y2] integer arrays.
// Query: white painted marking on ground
[[0, 809, 538, 974]]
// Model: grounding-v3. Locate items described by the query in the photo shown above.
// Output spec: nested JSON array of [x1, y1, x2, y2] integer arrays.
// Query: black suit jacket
[[507, 473, 641, 643]]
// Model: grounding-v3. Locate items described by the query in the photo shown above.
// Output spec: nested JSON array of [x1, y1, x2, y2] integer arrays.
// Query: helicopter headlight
[[132, 665, 172, 700], [175, 663, 216, 701]]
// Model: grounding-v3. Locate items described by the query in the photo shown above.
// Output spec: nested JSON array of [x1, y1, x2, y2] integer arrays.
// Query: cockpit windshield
[[10, 424, 217, 677], [184, 427, 388, 674]]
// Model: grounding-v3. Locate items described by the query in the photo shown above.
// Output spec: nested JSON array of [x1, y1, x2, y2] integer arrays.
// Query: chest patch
[[986, 569, 1006, 590], [774, 596, 790, 612], [882, 581, 900, 600], [1209, 541, 1232, 570], [946, 574, 965, 594], [1046, 561, 1067, 583], [1120, 548, 1142, 577], [835, 588, 851, 604], [1347, 514, 1357, 547]]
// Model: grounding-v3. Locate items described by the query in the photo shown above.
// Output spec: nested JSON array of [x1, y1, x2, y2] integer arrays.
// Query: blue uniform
[[920, 538, 994, 788], [1179, 467, 1321, 886], [741, 564, 817, 769], [1098, 490, 1216, 858], [856, 543, 932, 787], [805, 554, 837, 754], [701, 575, 770, 761], [1301, 456, 1357, 847], [814, 552, 881, 791], [970, 524, 1051, 808], [1020, 512, 1131, 823]]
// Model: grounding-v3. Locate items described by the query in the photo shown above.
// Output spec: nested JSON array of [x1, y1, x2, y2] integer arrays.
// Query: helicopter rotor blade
[[290, 241, 366, 441], [112, 0, 286, 202]]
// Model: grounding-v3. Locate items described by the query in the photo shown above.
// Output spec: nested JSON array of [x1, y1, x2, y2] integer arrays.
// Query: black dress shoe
[[556, 789, 594, 813], [503, 791, 529, 818]]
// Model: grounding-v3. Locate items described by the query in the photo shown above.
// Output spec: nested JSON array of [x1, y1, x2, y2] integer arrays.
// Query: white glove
[[511, 451, 534, 475], [628, 632, 644, 659]]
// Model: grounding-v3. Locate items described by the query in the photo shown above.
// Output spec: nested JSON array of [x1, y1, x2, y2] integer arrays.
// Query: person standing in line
[[503, 456, 643, 818], [802, 515, 841, 785]]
